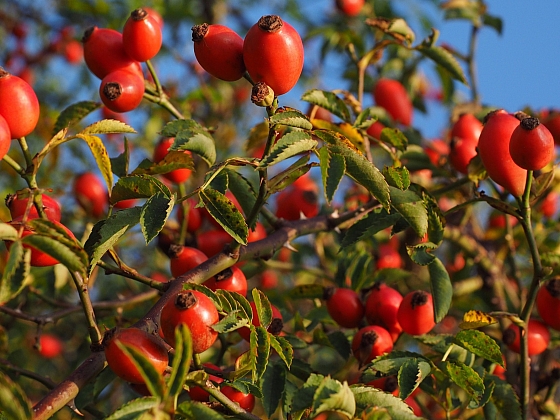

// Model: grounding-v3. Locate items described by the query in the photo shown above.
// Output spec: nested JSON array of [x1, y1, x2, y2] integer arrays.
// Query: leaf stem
[[2, 154, 26, 175]]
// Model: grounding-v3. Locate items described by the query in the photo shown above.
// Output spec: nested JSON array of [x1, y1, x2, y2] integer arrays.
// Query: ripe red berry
[[397, 290, 435, 335], [335, 0, 365, 16], [196, 228, 232, 257], [103, 328, 168, 384], [73, 172, 108, 218], [153, 137, 193, 184], [169, 245, 208, 278], [243, 15, 304, 96], [123, 8, 162, 62], [536, 279, 560, 331], [373, 78, 413, 126], [449, 114, 481, 174], [203, 265, 248, 297], [192, 24, 245, 82], [503, 319, 550, 356], [424, 139, 450, 167], [275, 175, 319, 221], [99, 69, 145, 113], [540, 191, 558, 219], [38, 334, 63, 358], [7, 193, 61, 222], [82, 27, 143, 80], [238, 301, 283, 342], [64, 40, 83, 64], [478, 110, 526, 197], [247, 222, 267, 243], [221, 386, 256, 412], [352, 325, 393, 365], [542, 110, 560, 146], [365, 283, 403, 341], [376, 243, 403, 270], [366, 120, 386, 141], [0, 114, 11, 160], [0, 67, 40, 139], [509, 115, 554, 171], [160, 290, 219, 353], [324, 287, 364, 328]]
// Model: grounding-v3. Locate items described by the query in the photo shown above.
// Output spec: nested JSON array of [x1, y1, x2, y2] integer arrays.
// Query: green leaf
[[397, 358, 431, 399], [81, 119, 136, 135], [105, 396, 160, 419], [363, 351, 429, 378], [443, 360, 484, 404], [490, 377, 521, 420], [383, 167, 410, 190], [161, 119, 216, 166], [133, 153, 194, 178], [0, 241, 30, 304], [261, 361, 287, 418], [252, 289, 273, 329], [259, 131, 317, 167], [454, 330, 504, 366], [483, 14, 503, 35], [166, 324, 193, 400], [267, 159, 315, 196], [269, 110, 313, 130], [0, 223, 19, 241], [0, 366, 33, 420], [140, 193, 174, 244], [302, 89, 351, 122], [110, 137, 131, 178], [380, 127, 408, 151], [341, 209, 401, 249], [84, 207, 142, 274], [77, 134, 113, 194], [270, 335, 293, 369], [225, 170, 257, 225], [319, 146, 345, 204], [53, 100, 100, 135], [352, 386, 420, 420], [211, 310, 250, 333], [417, 45, 468, 85], [389, 187, 428, 238], [177, 401, 227, 420], [199, 188, 247, 245], [314, 130, 390, 209], [312, 378, 356, 419], [428, 257, 452, 323], [110, 175, 171, 204], [292, 374, 327, 412], [327, 330, 352, 360], [252, 326, 271, 383]]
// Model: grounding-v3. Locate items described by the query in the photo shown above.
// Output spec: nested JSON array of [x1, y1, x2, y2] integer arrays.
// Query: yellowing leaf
[[459, 310, 497, 329]]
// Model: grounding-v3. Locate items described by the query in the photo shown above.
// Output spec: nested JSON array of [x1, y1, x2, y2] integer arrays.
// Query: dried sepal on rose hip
[[192, 23, 245, 81], [509, 112, 554, 171], [351, 325, 393, 366], [251, 82, 275, 107]]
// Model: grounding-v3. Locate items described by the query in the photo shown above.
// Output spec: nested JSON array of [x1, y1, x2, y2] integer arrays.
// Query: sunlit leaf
[[199, 188, 248, 245], [302, 89, 351, 122]]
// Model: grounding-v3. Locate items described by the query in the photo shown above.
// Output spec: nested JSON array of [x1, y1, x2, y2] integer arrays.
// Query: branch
[[32, 202, 376, 419]]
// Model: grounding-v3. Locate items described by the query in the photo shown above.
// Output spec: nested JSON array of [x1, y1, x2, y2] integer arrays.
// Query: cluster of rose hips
[[192, 14, 304, 102], [324, 281, 435, 365], [82, 7, 163, 113]]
